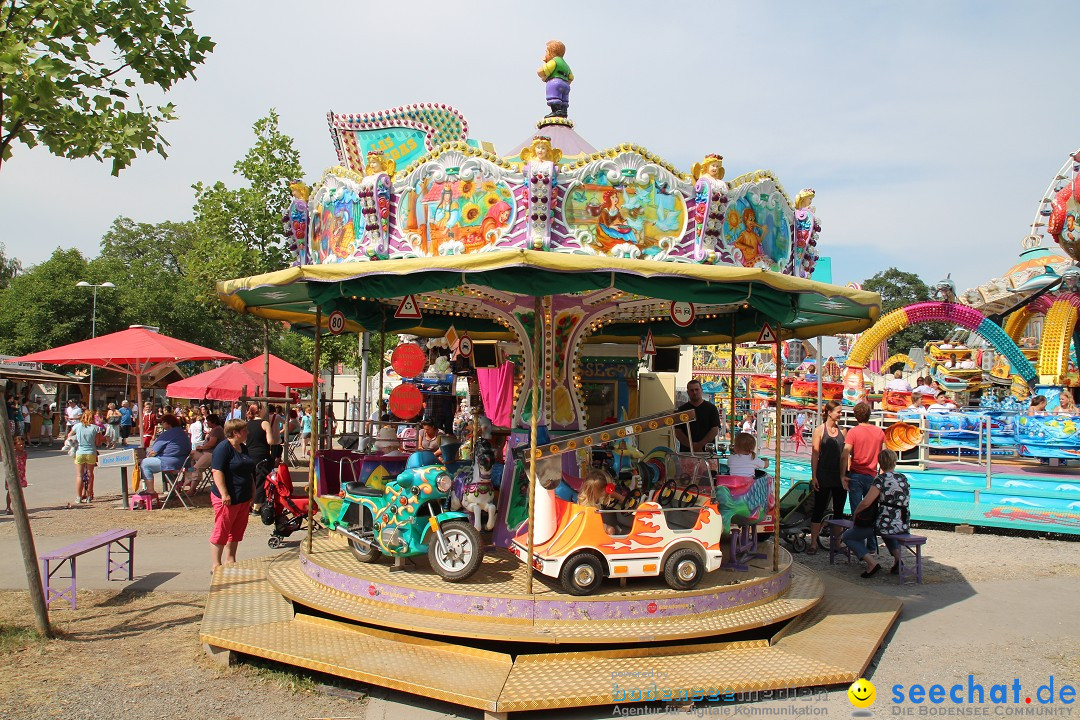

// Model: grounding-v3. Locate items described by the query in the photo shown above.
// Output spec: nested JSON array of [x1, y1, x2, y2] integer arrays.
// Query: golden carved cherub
[[794, 188, 816, 210], [519, 135, 562, 170], [363, 150, 396, 178], [691, 154, 725, 182]]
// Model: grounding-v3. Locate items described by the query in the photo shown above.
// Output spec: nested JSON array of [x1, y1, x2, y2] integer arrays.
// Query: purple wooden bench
[[882, 533, 926, 584], [40, 529, 137, 609]]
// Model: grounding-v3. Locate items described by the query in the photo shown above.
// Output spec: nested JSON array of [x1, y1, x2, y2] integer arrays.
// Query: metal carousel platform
[[200, 532, 902, 718]]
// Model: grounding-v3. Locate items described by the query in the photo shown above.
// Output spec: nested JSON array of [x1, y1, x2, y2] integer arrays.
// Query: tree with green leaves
[[0, 242, 20, 288], [0, 247, 92, 355], [0, 0, 214, 174], [187, 110, 305, 360], [863, 268, 949, 356], [91, 217, 208, 342]]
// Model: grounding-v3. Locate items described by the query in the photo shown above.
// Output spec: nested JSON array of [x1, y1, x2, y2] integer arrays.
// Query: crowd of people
[[809, 400, 911, 578]]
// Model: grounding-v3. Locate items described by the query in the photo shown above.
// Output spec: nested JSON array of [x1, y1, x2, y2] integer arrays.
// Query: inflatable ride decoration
[[1048, 172, 1080, 259], [881, 389, 935, 413], [884, 422, 923, 453], [1017, 413, 1080, 459]]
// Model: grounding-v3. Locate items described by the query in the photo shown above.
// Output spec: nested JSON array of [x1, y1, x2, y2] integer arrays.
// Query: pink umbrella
[[166, 362, 286, 402]]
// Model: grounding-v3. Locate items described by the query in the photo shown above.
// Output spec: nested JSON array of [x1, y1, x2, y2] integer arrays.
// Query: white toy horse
[[451, 440, 497, 531]]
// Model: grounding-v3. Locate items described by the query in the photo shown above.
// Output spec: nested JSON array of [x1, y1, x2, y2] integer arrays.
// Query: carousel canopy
[[218, 250, 880, 344]]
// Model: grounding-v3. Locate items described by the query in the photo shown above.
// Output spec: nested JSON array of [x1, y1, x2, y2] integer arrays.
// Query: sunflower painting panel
[[398, 176, 516, 256]]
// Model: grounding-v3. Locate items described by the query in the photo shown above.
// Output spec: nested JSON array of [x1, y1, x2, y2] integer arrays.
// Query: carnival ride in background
[[768, 148, 1080, 537]]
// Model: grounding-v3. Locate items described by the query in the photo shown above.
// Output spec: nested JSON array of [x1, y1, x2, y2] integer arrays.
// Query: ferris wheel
[[1025, 146, 1080, 254]]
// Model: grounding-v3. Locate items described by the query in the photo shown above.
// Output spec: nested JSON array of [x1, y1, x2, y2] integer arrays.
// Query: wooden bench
[[882, 533, 927, 584], [40, 529, 137, 609]]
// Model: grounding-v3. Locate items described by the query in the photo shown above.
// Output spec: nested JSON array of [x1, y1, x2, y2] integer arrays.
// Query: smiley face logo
[[848, 678, 876, 708]]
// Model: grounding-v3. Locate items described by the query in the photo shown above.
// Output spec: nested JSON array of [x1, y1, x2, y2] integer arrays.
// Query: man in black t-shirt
[[674, 379, 721, 452]]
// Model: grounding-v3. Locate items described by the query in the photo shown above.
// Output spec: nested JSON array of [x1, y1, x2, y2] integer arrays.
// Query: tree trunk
[[0, 417, 51, 637]]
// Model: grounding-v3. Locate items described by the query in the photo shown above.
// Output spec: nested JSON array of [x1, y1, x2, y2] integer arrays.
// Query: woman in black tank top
[[809, 401, 846, 552]]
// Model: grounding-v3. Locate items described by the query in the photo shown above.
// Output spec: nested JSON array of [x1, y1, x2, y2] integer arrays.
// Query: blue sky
[[1, 0, 1077, 294]]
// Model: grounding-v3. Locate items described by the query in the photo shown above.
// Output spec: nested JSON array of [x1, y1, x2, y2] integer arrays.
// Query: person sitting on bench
[[140, 414, 192, 495], [843, 449, 910, 578]]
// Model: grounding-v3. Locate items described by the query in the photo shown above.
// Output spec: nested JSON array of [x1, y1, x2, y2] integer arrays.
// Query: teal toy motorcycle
[[314, 451, 484, 582]]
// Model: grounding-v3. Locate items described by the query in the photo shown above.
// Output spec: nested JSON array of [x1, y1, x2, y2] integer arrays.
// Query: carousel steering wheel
[[677, 484, 700, 509], [655, 479, 678, 507], [621, 487, 642, 510]]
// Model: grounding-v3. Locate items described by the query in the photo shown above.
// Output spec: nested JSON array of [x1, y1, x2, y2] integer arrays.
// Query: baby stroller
[[777, 480, 814, 553], [262, 463, 319, 548]]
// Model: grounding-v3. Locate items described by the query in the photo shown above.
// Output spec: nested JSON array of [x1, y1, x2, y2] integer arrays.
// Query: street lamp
[[76, 281, 116, 410]]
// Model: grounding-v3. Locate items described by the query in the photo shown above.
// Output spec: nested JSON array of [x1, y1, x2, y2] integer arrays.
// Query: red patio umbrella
[[241, 354, 315, 389], [16, 326, 236, 410], [166, 362, 286, 402]]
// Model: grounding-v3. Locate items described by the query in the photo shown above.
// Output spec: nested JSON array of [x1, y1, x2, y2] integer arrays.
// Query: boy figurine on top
[[537, 40, 573, 118]]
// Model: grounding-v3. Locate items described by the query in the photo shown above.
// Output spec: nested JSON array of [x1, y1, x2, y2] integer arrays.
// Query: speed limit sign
[[327, 310, 346, 335], [670, 301, 696, 328], [457, 335, 473, 358]]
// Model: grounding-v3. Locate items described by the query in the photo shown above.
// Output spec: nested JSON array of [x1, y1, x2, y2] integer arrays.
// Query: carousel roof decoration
[[221, 42, 879, 346]]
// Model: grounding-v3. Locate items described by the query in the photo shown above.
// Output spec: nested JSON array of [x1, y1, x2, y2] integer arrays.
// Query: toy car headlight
[[436, 473, 452, 493]]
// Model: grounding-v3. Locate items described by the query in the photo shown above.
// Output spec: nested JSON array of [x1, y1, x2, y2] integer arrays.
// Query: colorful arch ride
[[1003, 290, 1080, 383], [843, 301, 1036, 403]]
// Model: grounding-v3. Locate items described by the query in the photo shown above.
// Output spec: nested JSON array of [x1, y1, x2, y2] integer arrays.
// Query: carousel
[[201, 45, 896, 717]]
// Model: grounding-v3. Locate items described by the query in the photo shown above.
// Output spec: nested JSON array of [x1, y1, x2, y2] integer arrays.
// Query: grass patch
[[0, 624, 51, 653], [242, 657, 320, 693], [238, 656, 366, 699]]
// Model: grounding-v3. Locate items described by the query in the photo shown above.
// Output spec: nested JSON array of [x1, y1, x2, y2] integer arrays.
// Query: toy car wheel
[[428, 520, 483, 582], [791, 534, 807, 553], [560, 553, 605, 596], [663, 547, 705, 591]]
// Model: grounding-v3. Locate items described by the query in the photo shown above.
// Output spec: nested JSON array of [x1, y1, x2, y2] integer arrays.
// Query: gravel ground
[[0, 590, 366, 720]]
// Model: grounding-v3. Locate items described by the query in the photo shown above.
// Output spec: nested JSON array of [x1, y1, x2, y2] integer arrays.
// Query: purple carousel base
[[270, 532, 823, 645]]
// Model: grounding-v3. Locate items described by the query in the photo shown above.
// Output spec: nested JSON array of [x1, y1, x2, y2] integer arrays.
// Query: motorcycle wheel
[[347, 525, 381, 563], [428, 520, 483, 581]]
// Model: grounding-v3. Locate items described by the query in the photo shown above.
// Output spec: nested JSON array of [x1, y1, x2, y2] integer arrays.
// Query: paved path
[[0, 445, 301, 593]]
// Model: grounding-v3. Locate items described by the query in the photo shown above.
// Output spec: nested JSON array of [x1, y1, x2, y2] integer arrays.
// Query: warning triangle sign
[[395, 294, 422, 320], [641, 329, 656, 356], [757, 322, 777, 344]]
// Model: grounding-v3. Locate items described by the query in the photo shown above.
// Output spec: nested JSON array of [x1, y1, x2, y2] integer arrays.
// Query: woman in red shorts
[[209, 418, 256, 571]]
